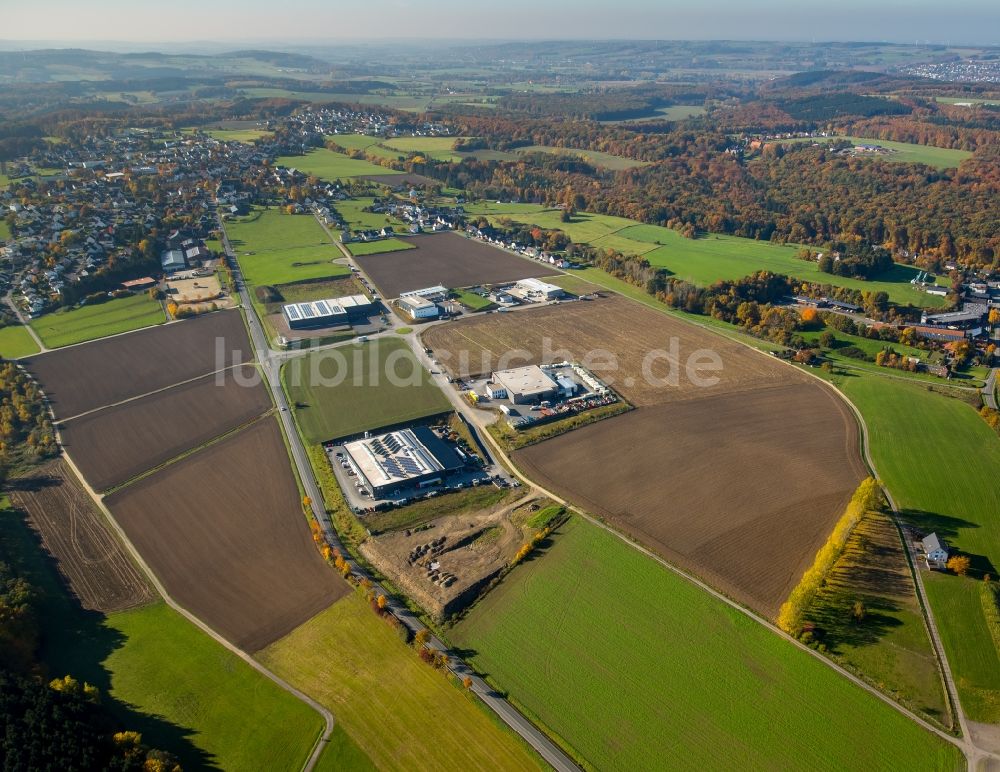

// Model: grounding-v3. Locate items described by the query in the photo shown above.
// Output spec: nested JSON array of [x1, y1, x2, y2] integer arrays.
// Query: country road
[[223, 206, 1000, 771], [983, 368, 998, 410], [219, 214, 580, 772]]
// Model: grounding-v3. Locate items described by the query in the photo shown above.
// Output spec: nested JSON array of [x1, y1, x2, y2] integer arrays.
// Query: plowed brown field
[[9, 459, 155, 612], [60, 366, 270, 492], [355, 231, 553, 298], [426, 294, 867, 617], [515, 382, 867, 616], [23, 309, 253, 418], [104, 418, 345, 651], [422, 295, 794, 406]]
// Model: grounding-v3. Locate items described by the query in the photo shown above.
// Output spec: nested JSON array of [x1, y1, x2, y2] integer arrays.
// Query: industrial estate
[[0, 31, 998, 772]]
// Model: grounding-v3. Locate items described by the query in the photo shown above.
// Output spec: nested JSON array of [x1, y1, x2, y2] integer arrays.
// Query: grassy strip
[[0, 324, 40, 358], [306, 442, 368, 551], [30, 294, 166, 349], [779, 478, 881, 634], [800, 509, 951, 729], [346, 238, 415, 256], [981, 582, 1000, 657], [365, 486, 514, 535]]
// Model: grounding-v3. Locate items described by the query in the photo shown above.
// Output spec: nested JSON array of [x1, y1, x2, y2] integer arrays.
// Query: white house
[[922, 533, 950, 569]]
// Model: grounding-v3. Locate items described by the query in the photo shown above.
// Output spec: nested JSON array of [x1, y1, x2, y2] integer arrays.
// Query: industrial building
[[398, 294, 439, 320], [491, 365, 560, 405], [283, 294, 376, 330], [161, 249, 186, 274], [516, 278, 565, 301], [399, 285, 448, 301], [343, 426, 464, 498]]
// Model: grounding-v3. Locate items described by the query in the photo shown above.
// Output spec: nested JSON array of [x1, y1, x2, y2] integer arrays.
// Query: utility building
[[491, 365, 559, 405], [283, 294, 376, 329]]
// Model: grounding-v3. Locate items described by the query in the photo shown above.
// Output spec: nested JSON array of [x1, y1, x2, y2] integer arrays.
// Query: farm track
[[224, 212, 581, 772], [54, 448, 336, 772], [21, 303, 340, 772]]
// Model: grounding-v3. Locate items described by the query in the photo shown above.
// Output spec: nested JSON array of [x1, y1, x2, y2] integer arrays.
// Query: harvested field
[[23, 309, 252, 419], [361, 173, 438, 187], [354, 231, 553, 298], [8, 458, 155, 612], [359, 492, 536, 620], [515, 382, 867, 616], [422, 295, 795, 407], [60, 366, 271, 492], [104, 418, 345, 651]]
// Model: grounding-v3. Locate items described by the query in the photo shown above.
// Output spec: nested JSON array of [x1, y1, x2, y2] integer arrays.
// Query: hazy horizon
[[5, 0, 999, 48]]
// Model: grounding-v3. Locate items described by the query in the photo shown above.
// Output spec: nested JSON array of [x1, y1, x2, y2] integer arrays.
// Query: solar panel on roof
[[286, 305, 302, 320], [301, 305, 315, 318], [315, 300, 330, 315]]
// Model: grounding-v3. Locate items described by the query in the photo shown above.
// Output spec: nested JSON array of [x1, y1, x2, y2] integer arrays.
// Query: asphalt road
[[983, 368, 998, 410], [221, 216, 579, 772]]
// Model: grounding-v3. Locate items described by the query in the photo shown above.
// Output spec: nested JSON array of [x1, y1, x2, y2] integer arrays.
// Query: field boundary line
[[56, 442, 336, 772], [98, 407, 275, 496], [59, 362, 251, 423], [447, 286, 978, 764]]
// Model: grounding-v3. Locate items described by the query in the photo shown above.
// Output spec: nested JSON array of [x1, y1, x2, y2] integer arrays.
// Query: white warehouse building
[[516, 278, 564, 300], [398, 295, 439, 320]]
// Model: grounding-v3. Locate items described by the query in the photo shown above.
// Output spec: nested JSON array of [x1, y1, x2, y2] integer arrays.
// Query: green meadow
[[513, 145, 647, 170], [834, 373, 1000, 722], [225, 208, 349, 287], [781, 136, 972, 169], [451, 517, 963, 770], [277, 148, 404, 179], [30, 293, 166, 349], [0, 325, 40, 358], [464, 203, 948, 307], [282, 337, 451, 442]]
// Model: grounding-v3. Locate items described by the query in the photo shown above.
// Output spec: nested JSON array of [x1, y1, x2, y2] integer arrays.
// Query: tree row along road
[[220, 217, 581, 772], [227, 209, 995, 770]]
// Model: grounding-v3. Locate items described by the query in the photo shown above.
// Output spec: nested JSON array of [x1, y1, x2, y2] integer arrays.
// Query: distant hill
[[0, 48, 331, 84]]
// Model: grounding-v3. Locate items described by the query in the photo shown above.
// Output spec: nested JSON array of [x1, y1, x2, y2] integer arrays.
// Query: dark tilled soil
[[23, 309, 253, 419], [105, 418, 345, 651], [515, 381, 867, 618], [60, 366, 271, 492], [355, 231, 554, 298]]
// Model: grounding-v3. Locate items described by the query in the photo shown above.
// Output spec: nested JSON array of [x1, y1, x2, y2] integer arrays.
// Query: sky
[[4, 0, 999, 46]]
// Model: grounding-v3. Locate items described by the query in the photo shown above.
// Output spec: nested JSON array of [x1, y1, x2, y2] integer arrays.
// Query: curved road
[[230, 208, 1000, 770]]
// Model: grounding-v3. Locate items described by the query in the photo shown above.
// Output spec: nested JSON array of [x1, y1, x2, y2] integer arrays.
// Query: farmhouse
[[398, 295, 439, 320], [283, 294, 375, 330], [922, 533, 950, 569], [343, 426, 464, 498], [492, 365, 559, 405], [516, 278, 564, 301]]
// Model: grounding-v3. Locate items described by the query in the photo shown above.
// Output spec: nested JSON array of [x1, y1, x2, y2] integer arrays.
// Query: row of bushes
[[981, 581, 1000, 655], [777, 477, 883, 635]]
